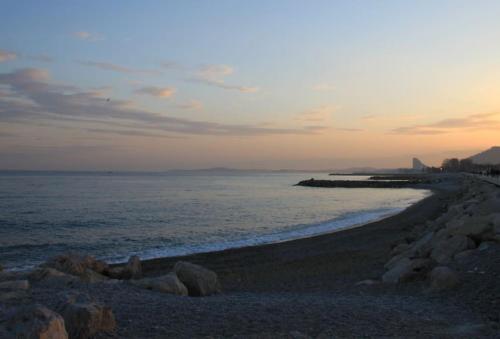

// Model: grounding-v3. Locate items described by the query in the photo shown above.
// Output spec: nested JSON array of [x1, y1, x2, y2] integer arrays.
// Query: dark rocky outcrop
[[296, 179, 430, 188]]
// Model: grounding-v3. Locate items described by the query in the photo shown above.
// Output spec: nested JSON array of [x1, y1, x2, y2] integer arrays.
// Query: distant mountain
[[469, 146, 500, 165]]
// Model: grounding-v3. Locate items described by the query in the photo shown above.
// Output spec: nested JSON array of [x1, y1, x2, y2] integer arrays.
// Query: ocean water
[[0, 171, 430, 270]]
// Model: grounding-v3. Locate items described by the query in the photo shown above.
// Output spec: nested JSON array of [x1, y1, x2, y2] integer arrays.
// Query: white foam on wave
[[109, 190, 432, 264]]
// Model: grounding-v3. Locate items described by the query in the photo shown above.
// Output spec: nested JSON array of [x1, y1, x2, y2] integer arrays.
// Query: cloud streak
[[77, 60, 160, 75], [0, 68, 318, 137], [191, 64, 259, 93], [391, 112, 500, 135], [0, 49, 17, 62], [135, 86, 176, 98], [72, 31, 104, 42]]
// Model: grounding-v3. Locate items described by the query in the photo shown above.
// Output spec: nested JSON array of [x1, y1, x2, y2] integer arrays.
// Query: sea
[[0, 171, 431, 270]]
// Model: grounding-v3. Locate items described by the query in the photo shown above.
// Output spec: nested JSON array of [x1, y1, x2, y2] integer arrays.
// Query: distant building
[[412, 158, 427, 171]]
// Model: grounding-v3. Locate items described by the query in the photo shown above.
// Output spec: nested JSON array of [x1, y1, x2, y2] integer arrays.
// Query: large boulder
[[2, 304, 68, 339], [382, 258, 433, 283], [43, 253, 109, 277], [131, 272, 188, 296], [174, 261, 220, 296], [0, 280, 31, 304], [446, 215, 493, 241], [410, 232, 435, 257], [79, 269, 108, 284], [429, 266, 460, 291], [430, 235, 475, 264], [390, 243, 410, 256], [106, 255, 142, 280], [58, 295, 116, 339], [28, 268, 77, 286]]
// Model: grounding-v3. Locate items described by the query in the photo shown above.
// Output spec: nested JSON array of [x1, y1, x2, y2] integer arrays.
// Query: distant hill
[[469, 146, 500, 165]]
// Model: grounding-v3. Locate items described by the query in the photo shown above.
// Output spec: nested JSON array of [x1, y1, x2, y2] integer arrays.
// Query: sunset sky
[[1, 1, 500, 170]]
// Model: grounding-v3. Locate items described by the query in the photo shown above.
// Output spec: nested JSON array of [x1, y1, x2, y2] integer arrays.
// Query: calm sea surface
[[0, 171, 430, 270]]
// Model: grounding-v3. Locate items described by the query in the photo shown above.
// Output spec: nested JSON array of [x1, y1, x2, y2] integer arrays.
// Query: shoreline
[[139, 182, 442, 276], [132, 189, 433, 270]]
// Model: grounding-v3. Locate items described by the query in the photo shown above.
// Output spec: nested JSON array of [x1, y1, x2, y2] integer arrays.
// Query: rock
[[391, 243, 410, 256], [174, 261, 220, 296], [79, 269, 108, 284], [0, 279, 31, 304], [410, 231, 435, 257], [478, 241, 496, 251], [382, 258, 433, 283], [382, 258, 432, 283], [106, 266, 126, 279], [59, 295, 116, 339], [430, 235, 475, 264], [131, 272, 188, 296], [28, 268, 77, 285], [0, 279, 30, 291], [429, 266, 460, 291], [355, 279, 379, 286], [384, 253, 412, 271], [0, 264, 3, 272], [126, 255, 142, 279], [446, 215, 493, 240], [2, 304, 68, 339], [0, 290, 31, 304], [43, 253, 109, 277], [454, 249, 476, 260]]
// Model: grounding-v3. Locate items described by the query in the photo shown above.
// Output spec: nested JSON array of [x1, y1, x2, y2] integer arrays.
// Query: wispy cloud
[[174, 100, 203, 110], [391, 112, 500, 135], [134, 86, 176, 98], [312, 83, 336, 92], [0, 68, 318, 137], [28, 54, 54, 63], [0, 49, 17, 62], [191, 64, 259, 93], [77, 60, 160, 75], [296, 105, 362, 132], [297, 105, 337, 123], [72, 31, 104, 42]]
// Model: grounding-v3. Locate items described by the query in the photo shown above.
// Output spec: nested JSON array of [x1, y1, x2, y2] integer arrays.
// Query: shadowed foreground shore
[[1, 174, 499, 338]]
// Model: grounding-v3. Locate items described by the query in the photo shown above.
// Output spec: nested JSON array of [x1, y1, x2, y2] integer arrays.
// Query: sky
[[1, 0, 500, 170]]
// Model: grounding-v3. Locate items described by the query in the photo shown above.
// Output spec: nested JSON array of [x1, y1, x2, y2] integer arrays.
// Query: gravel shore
[[3, 174, 500, 338]]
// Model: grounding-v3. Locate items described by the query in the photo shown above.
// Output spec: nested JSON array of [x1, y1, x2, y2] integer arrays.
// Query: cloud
[[160, 61, 183, 70], [0, 49, 17, 62], [72, 31, 104, 42], [391, 112, 500, 135], [312, 83, 336, 92], [297, 105, 337, 123], [28, 54, 54, 63], [191, 64, 259, 93], [77, 60, 160, 75], [0, 68, 318, 137], [135, 86, 176, 98], [174, 100, 203, 110]]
